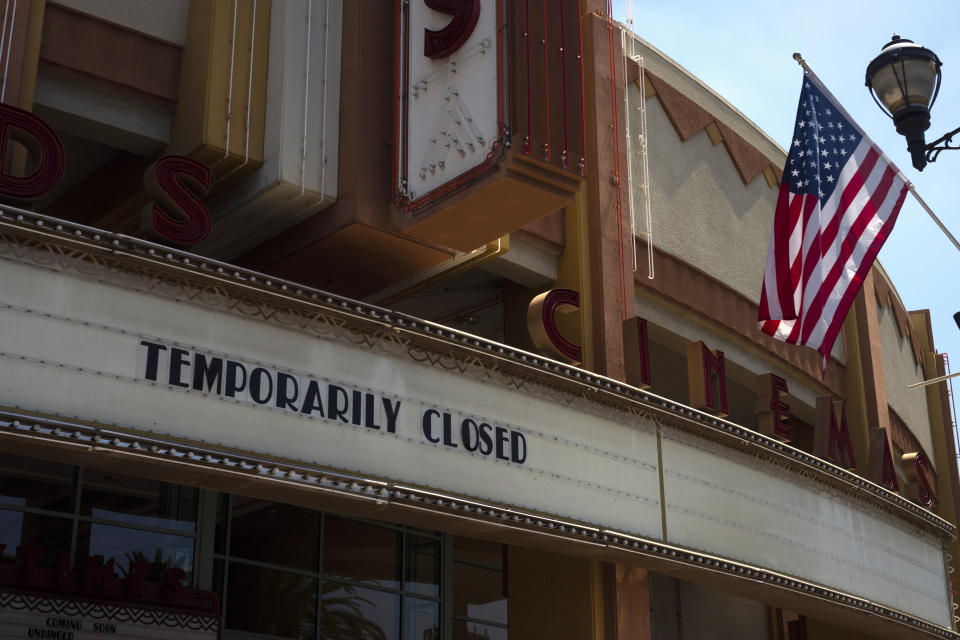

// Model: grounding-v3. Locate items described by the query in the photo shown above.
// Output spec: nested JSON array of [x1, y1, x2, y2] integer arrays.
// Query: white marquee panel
[[661, 429, 951, 628]]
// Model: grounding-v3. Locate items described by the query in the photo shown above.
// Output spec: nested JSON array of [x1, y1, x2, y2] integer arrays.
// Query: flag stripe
[[814, 183, 908, 362], [799, 160, 897, 345], [757, 73, 908, 369]]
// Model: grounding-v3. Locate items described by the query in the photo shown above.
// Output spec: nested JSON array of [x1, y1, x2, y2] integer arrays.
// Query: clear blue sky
[[614, 1, 960, 406]]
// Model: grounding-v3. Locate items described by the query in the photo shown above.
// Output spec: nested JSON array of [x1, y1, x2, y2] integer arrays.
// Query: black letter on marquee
[[225, 361, 247, 398], [249, 368, 274, 405], [140, 341, 167, 381], [511, 431, 527, 464], [461, 419, 480, 452], [328, 385, 350, 423], [477, 422, 493, 455], [193, 353, 223, 393], [383, 398, 401, 434], [364, 394, 381, 430], [422, 409, 441, 443], [300, 381, 325, 416], [168, 348, 191, 388], [275, 372, 299, 411], [494, 426, 509, 461], [351, 390, 363, 426]]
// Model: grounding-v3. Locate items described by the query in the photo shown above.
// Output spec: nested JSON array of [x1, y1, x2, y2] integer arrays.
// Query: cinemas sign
[[527, 288, 937, 507], [0, 104, 212, 245]]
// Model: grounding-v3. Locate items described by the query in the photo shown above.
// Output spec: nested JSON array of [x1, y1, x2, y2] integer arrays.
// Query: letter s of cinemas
[[144, 155, 214, 245]]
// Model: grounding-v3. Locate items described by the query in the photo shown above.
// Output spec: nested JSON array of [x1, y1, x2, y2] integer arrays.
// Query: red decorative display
[[902, 451, 935, 508], [527, 288, 581, 363], [0, 104, 64, 200], [880, 436, 899, 492], [870, 428, 900, 493], [0, 545, 216, 615], [687, 341, 728, 417], [423, 0, 480, 58], [815, 398, 857, 470], [756, 374, 791, 441], [623, 316, 651, 389], [144, 155, 213, 245]]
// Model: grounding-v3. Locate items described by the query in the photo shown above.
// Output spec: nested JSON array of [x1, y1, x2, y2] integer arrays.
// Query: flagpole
[[793, 52, 960, 255], [905, 185, 960, 253], [907, 369, 960, 389]]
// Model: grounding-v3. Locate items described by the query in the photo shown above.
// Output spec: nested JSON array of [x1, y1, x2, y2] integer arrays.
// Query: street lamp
[[865, 34, 957, 171]]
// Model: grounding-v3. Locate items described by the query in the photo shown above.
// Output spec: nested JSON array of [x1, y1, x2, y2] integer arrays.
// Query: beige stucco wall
[[625, 36, 784, 161], [625, 36, 847, 363], [876, 281, 935, 466], [631, 89, 776, 305]]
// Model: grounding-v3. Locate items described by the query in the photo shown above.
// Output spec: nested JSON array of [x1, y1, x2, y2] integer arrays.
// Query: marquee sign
[[394, 0, 507, 213], [0, 223, 953, 630]]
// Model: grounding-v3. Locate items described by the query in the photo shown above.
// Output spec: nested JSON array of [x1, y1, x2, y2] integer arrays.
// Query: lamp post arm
[[924, 123, 960, 164]]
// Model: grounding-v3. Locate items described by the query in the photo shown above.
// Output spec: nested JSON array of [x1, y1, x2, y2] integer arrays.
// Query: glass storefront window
[[322, 515, 400, 590], [320, 581, 400, 640], [214, 497, 505, 640], [403, 597, 439, 640], [0, 454, 74, 512], [229, 496, 318, 571], [0, 508, 72, 568], [225, 561, 318, 639], [453, 537, 508, 634], [453, 619, 509, 640], [75, 521, 194, 582], [0, 456, 509, 640], [405, 535, 440, 598], [0, 454, 199, 600], [453, 562, 508, 625], [453, 537, 503, 569], [81, 468, 198, 532]]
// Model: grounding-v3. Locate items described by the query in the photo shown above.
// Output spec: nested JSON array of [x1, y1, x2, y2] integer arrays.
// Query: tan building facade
[[0, 2, 957, 640]]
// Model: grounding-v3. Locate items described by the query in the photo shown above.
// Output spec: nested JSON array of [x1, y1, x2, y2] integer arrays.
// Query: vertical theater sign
[[394, 0, 507, 212]]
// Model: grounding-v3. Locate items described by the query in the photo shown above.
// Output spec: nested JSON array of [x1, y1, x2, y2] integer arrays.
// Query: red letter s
[[144, 155, 212, 245], [424, 0, 480, 59]]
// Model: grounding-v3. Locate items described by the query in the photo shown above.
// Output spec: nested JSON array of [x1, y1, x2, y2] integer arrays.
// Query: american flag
[[758, 72, 909, 367]]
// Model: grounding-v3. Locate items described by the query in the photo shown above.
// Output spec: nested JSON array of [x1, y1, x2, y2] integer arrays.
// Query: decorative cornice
[[0, 205, 952, 544], [873, 266, 924, 366], [644, 71, 782, 187], [0, 409, 955, 640]]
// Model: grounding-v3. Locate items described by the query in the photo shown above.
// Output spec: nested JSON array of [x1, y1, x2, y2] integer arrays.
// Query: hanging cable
[[576, 0, 586, 175], [621, 29, 637, 274], [210, 0, 239, 172], [524, 0, 532, 154], [638, 59, 654, 279], [541, 0, 550, 160], [558, 0, 569, 168]]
